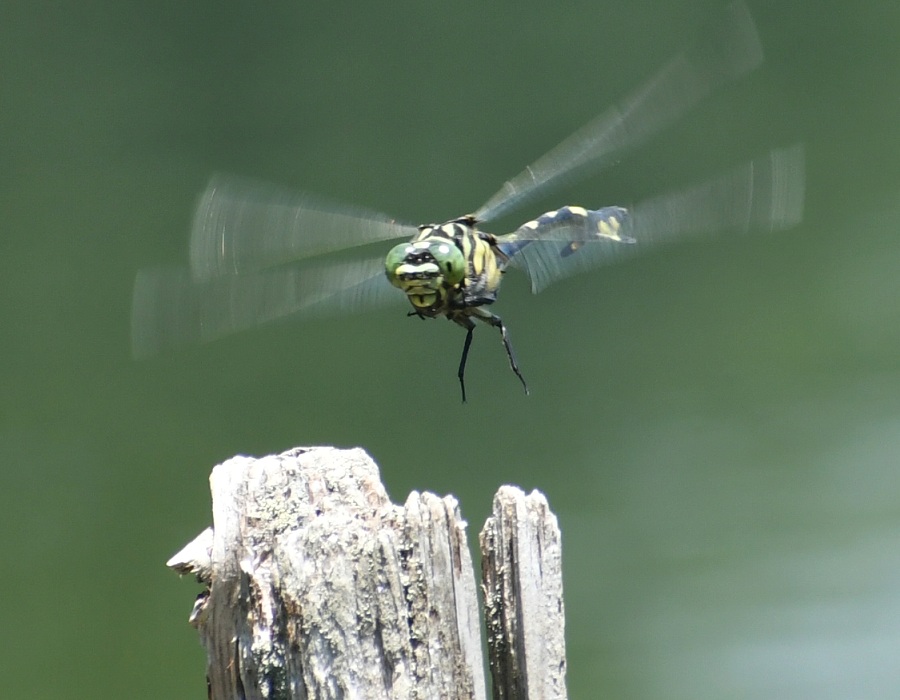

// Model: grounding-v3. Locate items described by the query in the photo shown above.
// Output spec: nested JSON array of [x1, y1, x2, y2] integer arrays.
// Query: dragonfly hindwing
[[501, 145, 805, 294]]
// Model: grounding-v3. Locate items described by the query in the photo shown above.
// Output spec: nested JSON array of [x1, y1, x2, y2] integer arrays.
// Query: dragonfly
[[132, 1, 804, 401]]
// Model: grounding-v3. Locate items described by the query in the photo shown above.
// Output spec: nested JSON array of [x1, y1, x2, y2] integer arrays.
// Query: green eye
[[427, 241, 465, 286], [384, 243, 412, 288]]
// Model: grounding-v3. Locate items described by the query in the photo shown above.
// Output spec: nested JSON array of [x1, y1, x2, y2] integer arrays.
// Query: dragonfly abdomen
[[498, 205, 633, 261]]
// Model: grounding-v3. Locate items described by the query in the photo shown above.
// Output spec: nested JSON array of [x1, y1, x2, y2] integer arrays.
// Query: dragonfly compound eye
[[424, 240, 466, 286]]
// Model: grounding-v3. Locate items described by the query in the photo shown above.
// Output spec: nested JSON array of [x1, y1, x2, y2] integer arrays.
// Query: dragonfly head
[[385, 238, 466, 312]]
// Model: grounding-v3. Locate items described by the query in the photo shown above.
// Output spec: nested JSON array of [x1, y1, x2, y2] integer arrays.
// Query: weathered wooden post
[[168, 446, 566, 699]]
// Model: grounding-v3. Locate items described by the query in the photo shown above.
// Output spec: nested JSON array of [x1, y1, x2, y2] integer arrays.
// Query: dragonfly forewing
[[473, 0, 762, 223], [190, 174, 417, 281]]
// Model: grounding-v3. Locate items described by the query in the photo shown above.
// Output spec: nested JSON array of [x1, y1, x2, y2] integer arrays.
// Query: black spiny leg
[[457, 319, 475, 403], [484, 312, 529, 396], [453, 310, 529, 401]]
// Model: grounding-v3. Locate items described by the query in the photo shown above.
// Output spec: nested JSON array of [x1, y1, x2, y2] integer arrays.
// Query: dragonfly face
[[384, 226, 469, 316], [131, 1, 805, 402]]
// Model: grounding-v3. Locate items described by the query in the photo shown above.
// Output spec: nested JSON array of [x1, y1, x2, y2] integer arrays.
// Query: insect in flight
[[132, 1, 804, 401]]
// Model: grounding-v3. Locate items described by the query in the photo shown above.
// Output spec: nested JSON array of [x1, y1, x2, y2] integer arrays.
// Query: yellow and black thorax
[[384, 215, 507, 318]]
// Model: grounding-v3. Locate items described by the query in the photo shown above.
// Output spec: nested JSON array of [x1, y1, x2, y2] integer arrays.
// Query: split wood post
[[168, 446, 566, 699]]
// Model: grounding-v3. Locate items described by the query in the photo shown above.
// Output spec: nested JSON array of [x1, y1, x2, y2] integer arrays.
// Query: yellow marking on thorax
[[467, 235, 502, 291]]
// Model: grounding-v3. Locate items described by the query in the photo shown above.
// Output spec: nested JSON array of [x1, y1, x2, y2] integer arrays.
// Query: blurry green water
[[3, 1, 900, 698]]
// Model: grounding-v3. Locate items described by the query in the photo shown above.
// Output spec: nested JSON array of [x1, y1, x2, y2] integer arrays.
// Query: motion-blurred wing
[[190, 174, 417, 281], [131, 256, 400, 358], [503, 144, 804, 293], [474, 0, 763, 223]]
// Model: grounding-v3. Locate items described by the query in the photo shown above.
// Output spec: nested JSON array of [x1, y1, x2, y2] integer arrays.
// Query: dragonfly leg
[[453, 310, 529, 400], [457, 322, 475, 403], [484, 313, 529, 396]]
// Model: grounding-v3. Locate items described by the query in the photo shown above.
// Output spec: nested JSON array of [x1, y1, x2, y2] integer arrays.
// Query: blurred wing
[[190, 174, 418, 281], [503, 144, 805, 293], [131, 256, 401, 358], [474, 0, 763, 223]]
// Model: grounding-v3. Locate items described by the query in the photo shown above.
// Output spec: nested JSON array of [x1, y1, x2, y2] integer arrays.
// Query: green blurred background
[[3, 0, 900, 697]]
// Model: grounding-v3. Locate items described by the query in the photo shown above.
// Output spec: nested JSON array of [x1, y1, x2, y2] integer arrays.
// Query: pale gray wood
[[480, 487, 567, 700], [168, 446, 487, 700], [169, 447, 567, 700]]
